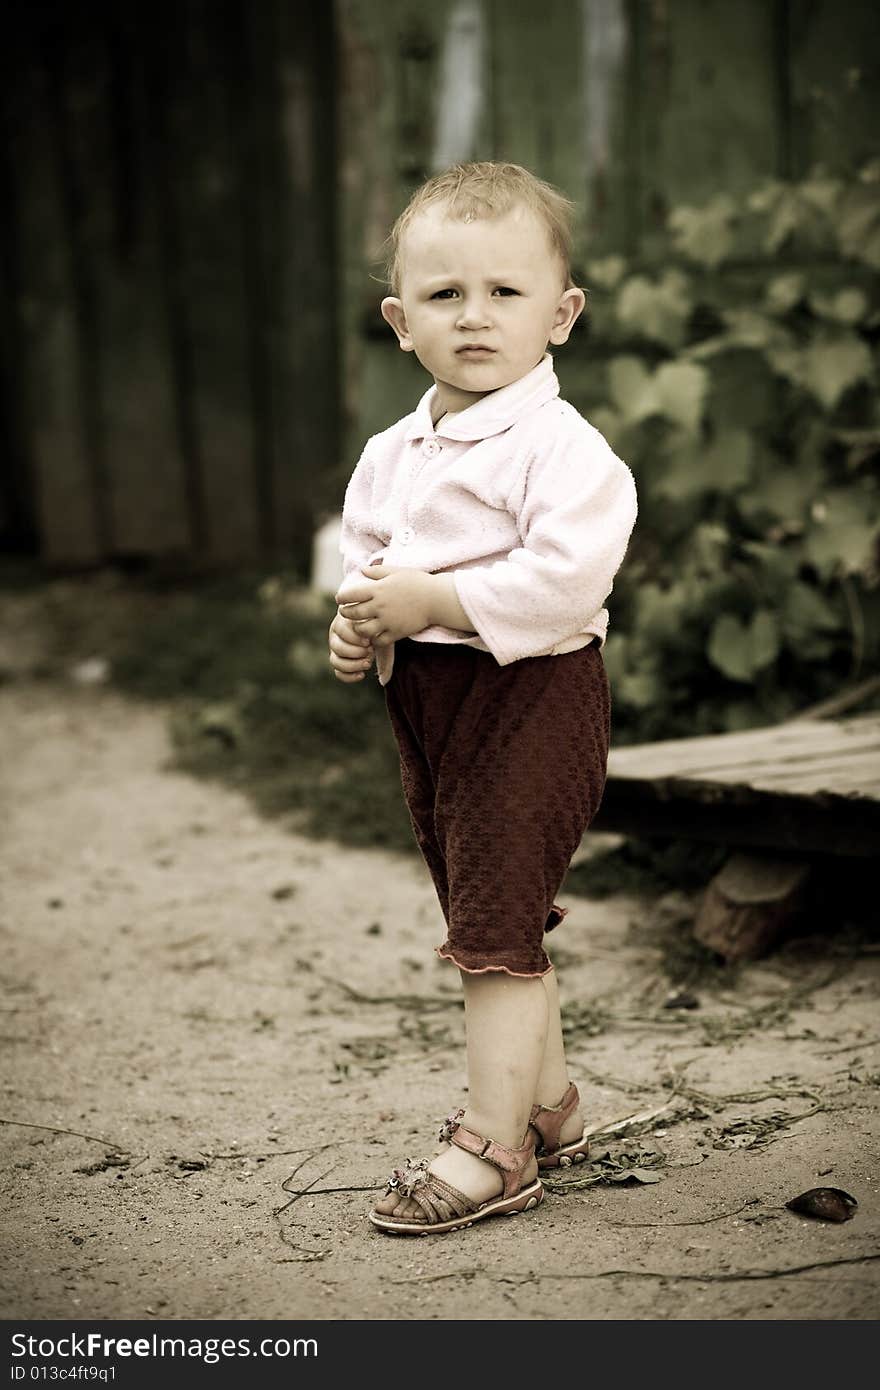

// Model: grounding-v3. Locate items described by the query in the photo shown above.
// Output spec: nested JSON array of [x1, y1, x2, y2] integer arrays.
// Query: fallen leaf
[[785, 1187, 857, 1222]]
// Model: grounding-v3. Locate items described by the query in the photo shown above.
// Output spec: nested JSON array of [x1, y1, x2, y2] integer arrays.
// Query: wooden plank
[[608, 715, 880, 780], [580, 0, 637, 257], [336, 0, 457, 469], [598, 712, 880, 854], [270, 0, 340, 568], [0, 34, 38, 552], [15, 14, 103, 565], [788, 0, 880, 176], [743, 762, 880, 797], [37, 7, 189, 560], [593, 780, 880, 857], [163, 0, 260, 563], [91, 8, 188, 558], [634, 0, 784, 257], [490, 0, 585, 210]]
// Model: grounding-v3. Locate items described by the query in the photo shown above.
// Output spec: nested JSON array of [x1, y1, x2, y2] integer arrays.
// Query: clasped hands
[[328, 565, 435, 683]]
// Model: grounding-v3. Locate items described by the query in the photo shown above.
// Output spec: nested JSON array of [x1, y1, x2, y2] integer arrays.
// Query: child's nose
[[456, 297, 492, 330]]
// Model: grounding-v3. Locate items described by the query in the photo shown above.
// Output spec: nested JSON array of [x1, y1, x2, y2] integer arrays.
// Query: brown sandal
[[369, 1125, 543, 1236], [439, 1081, 589, 1170], [529, 1081, 590, 1168]]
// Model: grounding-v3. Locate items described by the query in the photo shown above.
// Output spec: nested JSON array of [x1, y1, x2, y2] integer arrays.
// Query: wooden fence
[[1, 0, 337, 569], [1, 0, 877, 567]]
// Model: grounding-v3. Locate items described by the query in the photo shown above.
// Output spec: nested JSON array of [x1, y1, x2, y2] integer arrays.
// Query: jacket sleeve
[[338, 446, 388, 580], [452, 430, 637, 665]]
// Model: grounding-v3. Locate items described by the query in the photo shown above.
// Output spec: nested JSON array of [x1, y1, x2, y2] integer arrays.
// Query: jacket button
[[399, 526, 414, 545], [421, 439, 441, 458]]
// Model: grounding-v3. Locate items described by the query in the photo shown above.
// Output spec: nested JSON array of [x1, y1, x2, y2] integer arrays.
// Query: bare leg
[[534, 965, 586, 1147], [374, 970, 544, 1219]]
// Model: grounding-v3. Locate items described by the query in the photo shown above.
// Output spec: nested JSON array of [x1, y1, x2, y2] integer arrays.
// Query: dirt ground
[[1, 600, 879, 1322]]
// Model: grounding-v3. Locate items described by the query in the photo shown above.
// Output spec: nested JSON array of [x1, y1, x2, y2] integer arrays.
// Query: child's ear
[[381, 297, 414, 351], [548, 287, 586, 345]]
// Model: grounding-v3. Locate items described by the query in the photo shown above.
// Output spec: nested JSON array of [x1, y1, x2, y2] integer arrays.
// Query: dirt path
[[1, 678, 878, 1321]]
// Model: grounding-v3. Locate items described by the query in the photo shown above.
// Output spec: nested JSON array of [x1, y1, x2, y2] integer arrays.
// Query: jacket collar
[[404, 353, 560, 444]]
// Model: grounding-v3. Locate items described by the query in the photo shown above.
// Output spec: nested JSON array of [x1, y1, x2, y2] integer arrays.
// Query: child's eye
[[430, 289, 458, 300], [493, 286, 519, 296]]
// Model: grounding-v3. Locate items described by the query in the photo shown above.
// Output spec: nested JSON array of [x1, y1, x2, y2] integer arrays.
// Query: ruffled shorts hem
[[434, 944, 554, 979]]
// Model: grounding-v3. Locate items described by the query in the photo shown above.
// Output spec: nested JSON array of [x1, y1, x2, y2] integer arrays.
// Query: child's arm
[[335, 568, 475, 646], [449, 431, 637, 665], [338, 446, 388, 583]]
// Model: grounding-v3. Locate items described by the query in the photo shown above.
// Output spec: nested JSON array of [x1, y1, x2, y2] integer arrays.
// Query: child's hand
[[335, 566, 435, 647], [328, 609, 375, 683]]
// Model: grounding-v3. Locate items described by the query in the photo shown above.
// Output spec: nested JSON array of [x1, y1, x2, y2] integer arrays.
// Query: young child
[[329, 161, 637, 1235]]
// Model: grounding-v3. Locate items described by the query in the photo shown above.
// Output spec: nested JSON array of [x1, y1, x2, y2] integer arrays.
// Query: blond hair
[[385, 162, 576, 296]]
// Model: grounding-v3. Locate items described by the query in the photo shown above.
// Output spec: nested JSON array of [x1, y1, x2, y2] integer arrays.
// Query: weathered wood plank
[[608, 715, 880, 786], [491, 0, 585, 213], [336, 0, 457, 469], [788, 0, 880, 175], [0, 41, 38, 552], [161, 0, 259, 563], [270, 0, 340, 568], [49, 8, 187, 558], [634, 0, 784, 256], [91, 9, 188, 557], [15, 16, 103, 565], [593, 780, 880, 857], [596, 714, 880, 856]]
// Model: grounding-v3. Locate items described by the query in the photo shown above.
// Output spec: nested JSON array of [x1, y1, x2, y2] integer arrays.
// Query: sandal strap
[[385, 1171, 476, 1225], [450, 1125, 535, 1200], [529, 1081, 579, 1155]]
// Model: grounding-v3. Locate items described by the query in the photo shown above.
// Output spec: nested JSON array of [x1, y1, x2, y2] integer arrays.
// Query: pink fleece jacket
[[338, 353, 637, 686]]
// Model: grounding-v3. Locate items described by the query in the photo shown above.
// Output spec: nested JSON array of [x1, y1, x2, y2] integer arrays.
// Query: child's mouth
[[456, 346, 495, 357]]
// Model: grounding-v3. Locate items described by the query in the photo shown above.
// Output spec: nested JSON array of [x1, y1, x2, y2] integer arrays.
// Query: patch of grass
[[100, 571, 418, 853]]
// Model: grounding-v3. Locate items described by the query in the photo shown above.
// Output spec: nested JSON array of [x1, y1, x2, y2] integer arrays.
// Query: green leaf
[[586, 255, 627, 290], [590, 406, 625, 449], [691, 309, 793, 360], [765, 273, 805, 315], [653, 361, 708, 435], [798, 332, 873, 410], [706, 429, 753, 490], [607, 356, 658, 423], [653, 439, 704, 502], [634, 582, 690, 641], [749, 182, 832, 255], [668, 194, 737, 267], [739, 459, 822, 526], [837, 183, 880, 269], [803, 489, 879, 577], [747, 181, 783, 215], [765, 188, 803, 253], [706, 349, 780, 431], [655, 430, 752, 502], [616, 270, 692, 347], [740, 541, 800, 585], [779, 581, 840, 656], [617, 668, 663, 710], [799, 175, 843, 216], [708, 610, 780, 682], [808, 288, 869, 325]]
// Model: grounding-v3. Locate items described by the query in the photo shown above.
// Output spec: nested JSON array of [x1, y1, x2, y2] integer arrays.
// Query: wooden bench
[[591, 709, 880, 959]]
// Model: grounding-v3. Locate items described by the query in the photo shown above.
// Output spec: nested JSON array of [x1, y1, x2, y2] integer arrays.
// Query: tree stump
[[694, 852, 811, 962]]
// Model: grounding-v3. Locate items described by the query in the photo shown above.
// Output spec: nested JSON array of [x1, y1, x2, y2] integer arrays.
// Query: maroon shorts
[[383, 638, 611, 977]]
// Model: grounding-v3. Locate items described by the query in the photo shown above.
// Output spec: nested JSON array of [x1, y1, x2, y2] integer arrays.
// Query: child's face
[[381, 204, 585, 415]]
